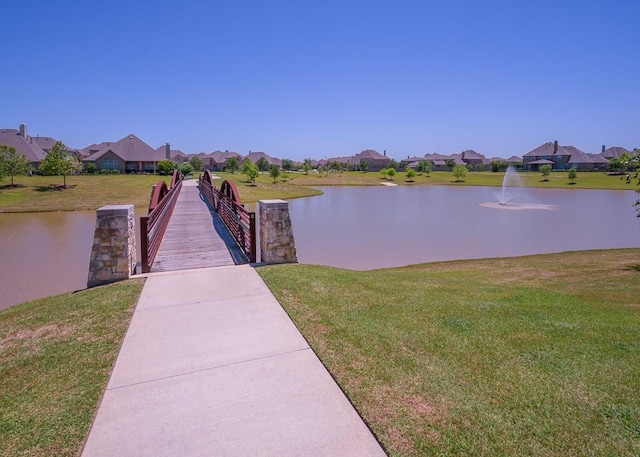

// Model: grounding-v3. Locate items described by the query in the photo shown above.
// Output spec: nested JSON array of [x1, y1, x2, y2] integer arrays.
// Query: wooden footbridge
[[140, 170, 256, 273]]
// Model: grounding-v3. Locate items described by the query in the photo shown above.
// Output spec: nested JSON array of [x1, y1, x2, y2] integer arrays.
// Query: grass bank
[[0, 280, 144, 457], [0, 170, 635, 213], [258, 249, 640, 456], [0, 175, 171, 213], [291, 169, 638, 190], [0, 173, 321, 213]]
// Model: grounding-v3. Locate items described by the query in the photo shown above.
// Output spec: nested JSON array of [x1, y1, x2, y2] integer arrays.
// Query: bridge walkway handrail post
[[140, 170, 183, 273], [198, 170, 256, 263]]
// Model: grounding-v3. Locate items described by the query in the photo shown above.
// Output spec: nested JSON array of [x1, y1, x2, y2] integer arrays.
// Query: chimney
[[553, 140, 558, 154], [19, 123, 27, 138], [602, 145, 606, 153], [165, 143, 171, 159], [384, 150, 387, 157]]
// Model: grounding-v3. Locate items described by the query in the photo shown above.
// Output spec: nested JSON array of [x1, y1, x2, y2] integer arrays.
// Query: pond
[[288, 186, 640, 270], [1, 186, 638, 309]]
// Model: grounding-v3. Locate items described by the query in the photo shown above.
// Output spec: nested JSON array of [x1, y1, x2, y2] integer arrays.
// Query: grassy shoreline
[[0, 280, 144, 457], [258, 249, 640, 456], [3, 250, 638, 456], [1, 170, 637, 213]]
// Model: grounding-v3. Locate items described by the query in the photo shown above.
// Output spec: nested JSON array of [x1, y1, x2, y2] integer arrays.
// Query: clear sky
[[2, 0, 638, 160]]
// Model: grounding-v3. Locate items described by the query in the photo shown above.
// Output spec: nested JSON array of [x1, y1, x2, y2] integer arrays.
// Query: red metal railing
[[140, 170, 183, 273], [199, 171, 256, 263]]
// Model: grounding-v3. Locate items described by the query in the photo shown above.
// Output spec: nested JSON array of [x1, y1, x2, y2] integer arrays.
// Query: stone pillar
[[259, 199, 297, 264], [87, 205, 137, 288]]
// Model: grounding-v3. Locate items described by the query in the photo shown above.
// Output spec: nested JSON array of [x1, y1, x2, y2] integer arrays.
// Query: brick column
[[259, 199, 297, 264], [87, 205, 137, 288]]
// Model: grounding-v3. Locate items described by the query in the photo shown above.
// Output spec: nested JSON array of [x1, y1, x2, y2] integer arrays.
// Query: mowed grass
[[0, 173, 320, 212], [290, 169, 637, 190], [0, 170, 635, 213], [0, 175, 171, 213], [258, 249, 640, 456], [0, 280, 143, 457]]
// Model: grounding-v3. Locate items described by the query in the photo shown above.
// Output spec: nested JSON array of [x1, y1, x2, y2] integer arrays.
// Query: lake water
[[288, 186, 640, 270], [1, 186, 638, 309]]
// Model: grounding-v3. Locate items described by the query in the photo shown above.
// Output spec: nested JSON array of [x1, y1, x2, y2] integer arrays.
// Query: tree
[[380, 168, 389, 179], [188, 156, 204, 172], [406, 168, 416, 182], [180, 162, 194, 176], [359, 159, 369, 173], [303, 161, 311, 174], [224, 156, 240, 173], [242, 159, 260, 185], [281, 159, 294, 171], [451, 163, 467, 182], [157, 160, 176, 175], [445, 159, 456, 169], [416, 160, 433, 176], [0, 144, 31, 186], [540, 164, 552, 181], [386, 168, 396, 180], [269, 164, 281, 183], [39, 141, 82, 187], [388, 159, 399, 170], [568, 167, 577, 184], [255, 157, 270, 172]]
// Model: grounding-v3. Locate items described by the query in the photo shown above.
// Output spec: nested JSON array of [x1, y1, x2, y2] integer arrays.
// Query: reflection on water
[[0, 211, 95, 309], [289, 186, 640, 270], [1, 186, 638, 309], [0, 209, 146, 310]]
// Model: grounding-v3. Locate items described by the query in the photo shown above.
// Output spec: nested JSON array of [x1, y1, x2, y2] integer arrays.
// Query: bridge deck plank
[[151, 181, 236, 272]]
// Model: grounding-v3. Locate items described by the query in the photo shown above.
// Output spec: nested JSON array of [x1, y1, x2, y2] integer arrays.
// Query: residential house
[[244, 151, 281, 167], [205, 150, 244, 171], [523, 141, 607, 171], [600, 146, 630, 161], [0, 123, 78, 170], [83, 134, 166, 173], [353, 149, 390, 171]]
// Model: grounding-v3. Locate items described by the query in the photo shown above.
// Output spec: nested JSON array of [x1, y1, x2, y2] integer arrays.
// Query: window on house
[[102, 159, 119, 170]]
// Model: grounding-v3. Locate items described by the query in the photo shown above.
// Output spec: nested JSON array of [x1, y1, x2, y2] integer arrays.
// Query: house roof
[[523, 142, 572, 157], [354, 149, 388, 161], [245, 151, 280, 165], [0, 128, 47, 162], [600, 146, 630, 160], [505, 155, 522, 163], [208, 150, 244, 163], [460, 149, 485, 160], [564, 146, 608, 164], [84, 134, 164, 162]]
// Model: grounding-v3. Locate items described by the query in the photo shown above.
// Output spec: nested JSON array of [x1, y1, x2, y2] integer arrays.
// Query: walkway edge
[[82, 265, 386, 456]]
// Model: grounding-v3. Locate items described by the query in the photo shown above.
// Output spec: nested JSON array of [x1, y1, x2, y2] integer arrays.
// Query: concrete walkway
[[82, 265, 386, 456]]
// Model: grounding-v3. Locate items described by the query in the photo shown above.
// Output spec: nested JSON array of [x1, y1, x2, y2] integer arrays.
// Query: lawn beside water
[[1, 249, 638, 456], [1, 170, 636, 213], [258, 249, 640, 456], [0, 280, 143, 457]]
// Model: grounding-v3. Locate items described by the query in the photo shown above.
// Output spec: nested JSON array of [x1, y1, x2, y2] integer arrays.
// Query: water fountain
[[480, 166, 556, 211], [497, 165, 522, 205]]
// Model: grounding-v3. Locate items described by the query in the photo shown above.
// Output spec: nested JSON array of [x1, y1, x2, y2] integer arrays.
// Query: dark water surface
[[1, 186, 638, 309]]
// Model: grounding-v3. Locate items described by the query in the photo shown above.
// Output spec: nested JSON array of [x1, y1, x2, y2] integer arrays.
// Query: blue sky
[[2, 0, 638, 160]]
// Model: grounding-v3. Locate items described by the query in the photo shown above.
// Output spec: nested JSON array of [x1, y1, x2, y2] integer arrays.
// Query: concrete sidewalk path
[[82, 265, 386, 456]]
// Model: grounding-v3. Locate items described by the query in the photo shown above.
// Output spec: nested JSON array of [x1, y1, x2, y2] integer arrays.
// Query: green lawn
[[290, 169, 638, 190], [0, 280, 144, 457], [258, 249, 640, 456], [1, 170, 636, 213], [0, 174, 171, 213]]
